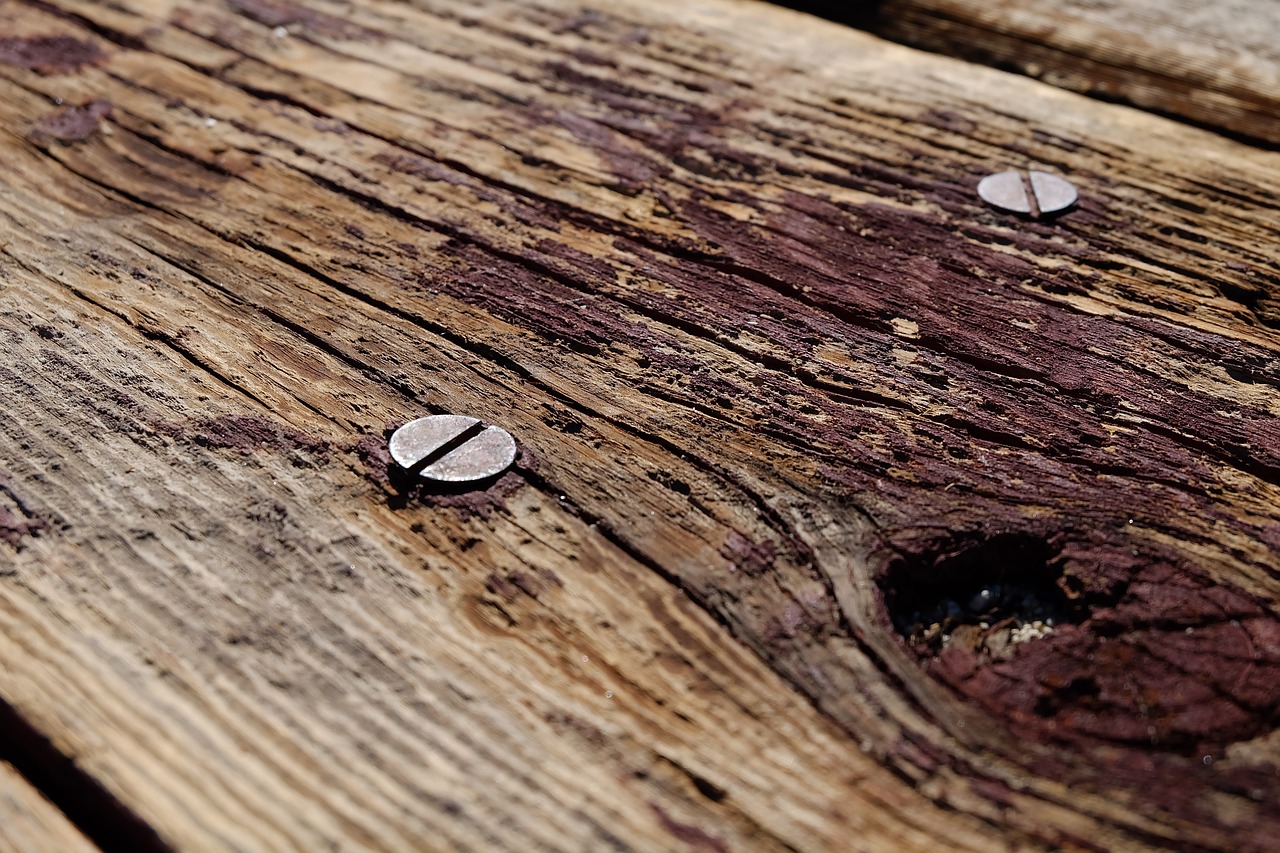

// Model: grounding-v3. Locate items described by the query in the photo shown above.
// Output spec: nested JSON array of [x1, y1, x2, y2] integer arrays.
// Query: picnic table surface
[[2, 0, 1279, 850]]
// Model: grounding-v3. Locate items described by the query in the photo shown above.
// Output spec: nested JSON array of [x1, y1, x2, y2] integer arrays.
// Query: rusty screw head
[[389, 415, 517, 484], [978, 169, 1078, 219]]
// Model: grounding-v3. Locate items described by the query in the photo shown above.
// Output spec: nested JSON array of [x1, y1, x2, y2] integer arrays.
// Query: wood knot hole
[[881, 532, 1080, 663]]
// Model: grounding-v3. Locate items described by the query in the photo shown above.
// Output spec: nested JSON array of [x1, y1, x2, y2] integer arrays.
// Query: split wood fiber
[[1, 0, 1279, 849]]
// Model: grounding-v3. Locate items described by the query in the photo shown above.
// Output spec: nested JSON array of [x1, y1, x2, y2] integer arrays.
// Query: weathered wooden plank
[[0, 0, 1279, 849], [0, 761, 95, 853], [867, 0, 1280, 144]]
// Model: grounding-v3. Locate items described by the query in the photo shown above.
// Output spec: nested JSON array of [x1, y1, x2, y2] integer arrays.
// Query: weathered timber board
[[1, 0, 1279, 850], [0, 760, 95, 853], [869, 0, 1280, 145]]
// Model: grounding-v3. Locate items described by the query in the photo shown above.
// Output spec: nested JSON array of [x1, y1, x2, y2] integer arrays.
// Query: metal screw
[[978, 169, 1077, 219], [388, 415, 517, 484]]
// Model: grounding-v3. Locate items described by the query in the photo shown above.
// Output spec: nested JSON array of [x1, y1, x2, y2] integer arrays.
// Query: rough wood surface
[[870, 0, 1280, 145], [0, 761, 95, 853], [1, 0, 1279, 850]]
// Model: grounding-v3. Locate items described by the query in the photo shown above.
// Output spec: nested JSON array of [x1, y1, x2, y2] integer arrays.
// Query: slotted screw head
[[978, 169, 1078, 219], [389, 415, 517, 483]]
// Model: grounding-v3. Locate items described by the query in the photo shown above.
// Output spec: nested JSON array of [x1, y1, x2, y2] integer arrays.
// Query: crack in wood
[[0, 697, 171, 853]]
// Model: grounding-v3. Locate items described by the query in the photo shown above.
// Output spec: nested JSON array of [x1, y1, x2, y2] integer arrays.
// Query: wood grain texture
[[872, 0, 1280, 144], [0, 761, 95, 853], [1, 0, 1279, 849]]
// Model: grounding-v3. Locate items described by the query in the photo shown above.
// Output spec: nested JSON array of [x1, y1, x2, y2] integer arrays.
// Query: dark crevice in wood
[[0, 695, 171, 853], [20, 0, 148, 50], [765, 1, 888, 30], [884, 532, 1081, 644], [136, 324, 277, 412]]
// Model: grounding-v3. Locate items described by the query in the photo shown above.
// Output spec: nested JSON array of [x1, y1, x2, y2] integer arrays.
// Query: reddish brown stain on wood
[[158, 414, 329, 457], [762, 590, 835, 649], [0, 505, 48, 550], [720, 530, 775, 577], [649, 803, 730, 853], [0, 35, 104, 74], [29, 99, 112, 144], [0, 475, 51, 551]]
